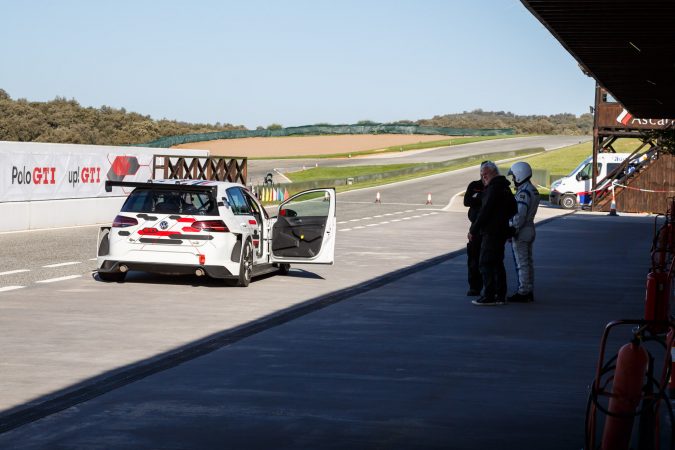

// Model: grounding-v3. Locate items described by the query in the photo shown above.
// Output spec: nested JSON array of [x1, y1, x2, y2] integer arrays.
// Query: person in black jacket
[[468, 161, 517, 306], [463, 165, 486, 296]]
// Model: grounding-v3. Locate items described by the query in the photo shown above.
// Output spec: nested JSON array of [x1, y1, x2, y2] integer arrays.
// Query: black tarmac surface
[[0, 212, 656, 449]]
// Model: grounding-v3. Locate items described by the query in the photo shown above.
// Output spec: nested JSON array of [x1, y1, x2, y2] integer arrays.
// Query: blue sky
[[0, 0, 595, 129]]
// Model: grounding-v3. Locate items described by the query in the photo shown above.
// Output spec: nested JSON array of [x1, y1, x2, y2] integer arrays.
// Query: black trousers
[[479, 233, 507, 300], [467, 234, 483, 292]]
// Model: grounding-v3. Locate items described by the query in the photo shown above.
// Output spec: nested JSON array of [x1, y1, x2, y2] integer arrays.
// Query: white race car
[[97, 180, 336, 286]]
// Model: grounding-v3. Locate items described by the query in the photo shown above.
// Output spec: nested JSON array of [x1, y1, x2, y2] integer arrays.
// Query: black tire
[[560, 194, 577, 210], [278, 263, 291, 275], [98, 271, 126, 282], [236, 240, 253, 287]]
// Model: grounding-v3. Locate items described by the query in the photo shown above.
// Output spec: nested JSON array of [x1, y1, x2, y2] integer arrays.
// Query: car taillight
[[192, 220, 229, 232], [112, 215, 138, 228]]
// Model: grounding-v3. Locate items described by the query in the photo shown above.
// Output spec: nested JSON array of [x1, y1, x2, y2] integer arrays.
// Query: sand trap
[[171, 134, 451, 158]]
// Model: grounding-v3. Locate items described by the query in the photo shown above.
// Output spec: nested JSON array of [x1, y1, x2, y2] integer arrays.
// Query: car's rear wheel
[[560, 194, 577, 209], [236, 240, 253, 287], [277, 263, 291, 275], [98, 271, 126, 282]]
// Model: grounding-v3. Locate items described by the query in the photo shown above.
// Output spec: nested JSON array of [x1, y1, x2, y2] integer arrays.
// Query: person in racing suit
[[507, 161, 540, 303]]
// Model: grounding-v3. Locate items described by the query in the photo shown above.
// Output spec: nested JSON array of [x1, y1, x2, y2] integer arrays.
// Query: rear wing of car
[[105, 180, 218, 194]]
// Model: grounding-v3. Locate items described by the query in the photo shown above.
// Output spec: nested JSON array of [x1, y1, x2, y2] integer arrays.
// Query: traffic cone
[[609, 185, 618, 216], [426, 193, 432, 205], [375, 191, 381, 203]]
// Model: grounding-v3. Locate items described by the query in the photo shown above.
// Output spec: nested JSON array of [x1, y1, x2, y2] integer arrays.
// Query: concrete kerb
[[0, 210, 573, 434]]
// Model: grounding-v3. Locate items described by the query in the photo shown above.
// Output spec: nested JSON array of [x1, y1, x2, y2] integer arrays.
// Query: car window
[[244, 191, 268, 220], [280, 191, 330, 218], [121, 188, 217, 215], [226, 188, 253, 215]]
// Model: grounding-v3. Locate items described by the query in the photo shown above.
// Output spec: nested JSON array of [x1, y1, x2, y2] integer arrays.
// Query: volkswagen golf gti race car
[[96, 180, 336, 286]]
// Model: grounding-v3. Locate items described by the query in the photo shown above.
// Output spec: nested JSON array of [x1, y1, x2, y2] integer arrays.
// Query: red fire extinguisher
[[601, 341, 649, 450], [645, 271, 669, 333]]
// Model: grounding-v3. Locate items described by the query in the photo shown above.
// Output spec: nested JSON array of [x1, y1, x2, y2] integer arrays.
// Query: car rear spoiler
[[105, 180, 218, 193]]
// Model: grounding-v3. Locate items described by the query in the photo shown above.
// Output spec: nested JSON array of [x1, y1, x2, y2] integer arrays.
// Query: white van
[[549, 153, 631, 209]]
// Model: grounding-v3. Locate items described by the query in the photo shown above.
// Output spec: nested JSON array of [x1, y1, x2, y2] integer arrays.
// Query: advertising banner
[[0, 151, 155, 202]]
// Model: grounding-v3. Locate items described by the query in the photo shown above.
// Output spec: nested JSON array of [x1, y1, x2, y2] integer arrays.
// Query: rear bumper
[[99, 260, 234, 279]]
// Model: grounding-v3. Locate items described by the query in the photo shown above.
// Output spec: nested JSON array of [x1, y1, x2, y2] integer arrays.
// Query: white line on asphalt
[[338, 221, 348, 224], [89, 258, 97, 261], [36, 275, 82, 284], [353, 226, 365, 229], [373, 215, 383, 218], [43, 261, 82, 268], [340, 228, 352, 232], [0, 286, 25, 293], [366, 224, 378, 227], [338, 201, 435, 206], [0, 269, 30, 276], [362, 217, 372, 220], [379, 221, 390, 224], [405, 209, 415, 213], [349, 219, 361, 222], [402, 217, 412, 220], [412, 215, 422, 218], [391, 219, 402, 222]]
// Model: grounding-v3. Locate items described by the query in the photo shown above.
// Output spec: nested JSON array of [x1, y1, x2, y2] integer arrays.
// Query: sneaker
[[466, 289, 481, 296], [507, 292, 534, 303], [472, 296, 504, 306]]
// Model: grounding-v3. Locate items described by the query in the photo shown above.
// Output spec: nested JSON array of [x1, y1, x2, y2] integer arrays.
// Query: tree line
[[0, 89, 245, 146], [0, 90, 593, 146]]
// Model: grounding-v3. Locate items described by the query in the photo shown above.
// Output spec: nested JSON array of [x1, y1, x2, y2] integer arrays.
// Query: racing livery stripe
[[168, 234, 214, 240], [138, 230, 181, 236], [138, 238, 183, 245], [136, 214, 158, 221]]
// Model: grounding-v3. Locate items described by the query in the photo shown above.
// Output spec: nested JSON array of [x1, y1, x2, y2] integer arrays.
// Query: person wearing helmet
[[507, 161, 540, 303]]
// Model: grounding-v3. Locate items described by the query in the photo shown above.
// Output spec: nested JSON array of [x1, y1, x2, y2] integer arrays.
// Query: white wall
[[0, 197, 127, 232]]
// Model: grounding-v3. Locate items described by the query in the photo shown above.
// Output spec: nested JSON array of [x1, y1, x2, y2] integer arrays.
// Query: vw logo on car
[[159, 220, 169, 230]]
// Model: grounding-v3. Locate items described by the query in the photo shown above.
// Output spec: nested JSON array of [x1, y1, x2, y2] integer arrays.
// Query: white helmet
[[508, 161, 532, 185]]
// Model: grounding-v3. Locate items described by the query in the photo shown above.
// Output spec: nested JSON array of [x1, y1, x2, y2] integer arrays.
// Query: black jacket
[[463, 179, 484, 223], [469, 175, 516, 237]]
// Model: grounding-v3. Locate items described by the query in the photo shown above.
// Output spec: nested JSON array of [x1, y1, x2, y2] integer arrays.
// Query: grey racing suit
[[509, 180, 540, 295]]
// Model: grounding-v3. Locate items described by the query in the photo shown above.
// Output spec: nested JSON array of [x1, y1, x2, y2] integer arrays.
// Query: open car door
[[270, 188, 336, 264]]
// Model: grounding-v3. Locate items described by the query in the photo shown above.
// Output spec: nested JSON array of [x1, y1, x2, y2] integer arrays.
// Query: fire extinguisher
[[601, 340, 649, 450], [645, 271, 669, 333]]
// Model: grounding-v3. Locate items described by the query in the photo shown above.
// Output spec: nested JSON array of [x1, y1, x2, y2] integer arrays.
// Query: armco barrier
[[138, 124, 515, 148]]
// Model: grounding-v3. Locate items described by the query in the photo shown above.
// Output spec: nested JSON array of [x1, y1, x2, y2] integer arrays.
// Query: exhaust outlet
[[119, 265, 128, 273], [195, 268, 205, 277]]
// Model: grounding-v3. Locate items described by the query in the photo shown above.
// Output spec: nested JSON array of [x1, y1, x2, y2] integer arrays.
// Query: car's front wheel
[[277, 263, 291, 275], [97, 271, 126, 282], [236, 240, 253, 287]]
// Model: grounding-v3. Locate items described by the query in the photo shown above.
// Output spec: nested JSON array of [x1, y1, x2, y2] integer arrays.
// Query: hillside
[[0, 89, 245, 146], [0, 89, 592, 146]]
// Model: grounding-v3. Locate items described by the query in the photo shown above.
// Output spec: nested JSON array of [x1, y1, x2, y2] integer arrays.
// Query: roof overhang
[[521, 1, 675, 118]]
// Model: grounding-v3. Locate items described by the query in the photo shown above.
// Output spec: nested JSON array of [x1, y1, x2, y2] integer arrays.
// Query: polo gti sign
[[0, 152, 152, 202]]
